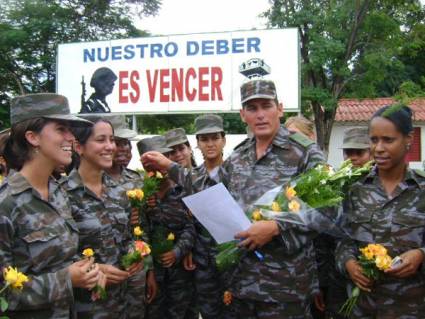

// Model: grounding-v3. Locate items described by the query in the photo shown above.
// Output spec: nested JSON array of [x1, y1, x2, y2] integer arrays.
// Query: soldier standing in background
[[165, 128, 197, 169], [142, 79, 325, 318], [181, 114, 228, 319], [0, 93, 101, 318], [341, 127, 371, 168], [137, 136, 195, 319], [105, 115, 157, 318], [336, 104, 425, 318]]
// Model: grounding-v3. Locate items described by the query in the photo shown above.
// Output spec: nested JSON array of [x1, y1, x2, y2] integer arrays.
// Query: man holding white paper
[[143, 79, 324, 319]]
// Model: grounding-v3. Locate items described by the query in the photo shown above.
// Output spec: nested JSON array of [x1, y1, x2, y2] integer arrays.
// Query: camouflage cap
[[240, 79, 277, 105], [107, 115, 137, 140], [341, 127, 370, 149], [164, 128, 188, 148], [137, 136, 172, 156], [194, 114, 224, 135], [10, 93, 91, 126]]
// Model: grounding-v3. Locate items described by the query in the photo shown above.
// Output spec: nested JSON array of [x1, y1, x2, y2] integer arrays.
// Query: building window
[[406, 127, 421, 162]]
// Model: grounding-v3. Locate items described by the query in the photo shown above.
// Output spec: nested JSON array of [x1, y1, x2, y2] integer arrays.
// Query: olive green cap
[[10, 93, 91, 126], [240, 79, 277, 105], [195, 114, 224, 135], [341, 127, 370, 149], [108, 115, 137, 140], [137, 136, 172, 156], [164, 128, 188, 148]]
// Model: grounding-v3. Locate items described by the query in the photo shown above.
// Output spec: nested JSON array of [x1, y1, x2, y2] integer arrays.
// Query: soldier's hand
[[147, 195, 157, 208], [96, 270, 107, 290], [141, 151, 173, 171], [69, 258, 100, 289], [385, 249, 425, 278], [127, 260, 144, 276], [160, 251, 177, 268], [183, 253, 196, 271], [313, 291, 326, 312], [130, 208, 139, 225], [235, 220, 280, 250], [146, 270, 158, 304], [99, 264, 129, 285], [345, 259, 373, 292]]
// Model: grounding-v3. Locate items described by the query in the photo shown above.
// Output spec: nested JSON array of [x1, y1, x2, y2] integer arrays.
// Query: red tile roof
[[336, 98, 425, 122]]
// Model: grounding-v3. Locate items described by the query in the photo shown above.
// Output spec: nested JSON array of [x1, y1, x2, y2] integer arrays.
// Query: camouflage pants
[[191, 263, 225, 319], [126, 269, 146, 319], [352, 290, 425, 319], [232, 297, 312, 319], [75, 284, 127, 319], [146, 264, 193, 319]]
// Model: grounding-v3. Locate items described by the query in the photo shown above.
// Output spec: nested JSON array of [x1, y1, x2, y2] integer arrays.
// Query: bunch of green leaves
[[142, 171, 164, 203], [150, 226, 174, 262], [215, 241, 244, 272]]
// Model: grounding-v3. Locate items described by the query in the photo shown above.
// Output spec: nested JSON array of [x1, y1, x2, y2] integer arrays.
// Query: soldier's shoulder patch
[[413, 169, 425, 179], [233, 137, 251, 150], [289, 132, 314, 148]]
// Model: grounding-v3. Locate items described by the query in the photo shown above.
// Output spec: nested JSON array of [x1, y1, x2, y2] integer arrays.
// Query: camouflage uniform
[[112, 167, 152, 319], [62, 169, 132, 319], [145, 183, 196, 319], [336, 167, 425, 318], [0, 172, 79, 318], [169, 126, 325, 318]]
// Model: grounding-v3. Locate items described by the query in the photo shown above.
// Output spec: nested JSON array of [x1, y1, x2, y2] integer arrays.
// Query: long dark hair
[[3, 118, 49, 171]]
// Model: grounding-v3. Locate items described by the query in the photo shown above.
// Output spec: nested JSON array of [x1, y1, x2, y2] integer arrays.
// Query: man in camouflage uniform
[[137, 136, 196, 319], [341, 127, 371, 168], [336, 166, 425, 318], [0, 93, 94, 318], [105, 115, 154, 319], [146, 80, 325, 318]]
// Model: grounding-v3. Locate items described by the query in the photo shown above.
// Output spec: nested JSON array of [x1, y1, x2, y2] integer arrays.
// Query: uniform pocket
[[392, 211, 425, 251], [22, 229, 61, 269]]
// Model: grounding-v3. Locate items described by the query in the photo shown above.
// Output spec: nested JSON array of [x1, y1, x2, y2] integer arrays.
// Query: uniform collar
[[364, 165, 424, 189], [8, 171, 59, 196], [66, 168, 117, 191], [240, 126, 291, 153]]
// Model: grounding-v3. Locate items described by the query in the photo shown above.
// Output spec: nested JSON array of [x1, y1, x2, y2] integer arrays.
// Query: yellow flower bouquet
[[216, 160, 373, 272], [339, 243, 393, 317], [150, 226, 175, 263], [1, 266, 29, 316], [121, 227, 151, 269]]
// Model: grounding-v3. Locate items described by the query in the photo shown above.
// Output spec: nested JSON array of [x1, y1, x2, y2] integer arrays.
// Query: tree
[[264, 0, 425, 153], [0, 0, 161, 128]]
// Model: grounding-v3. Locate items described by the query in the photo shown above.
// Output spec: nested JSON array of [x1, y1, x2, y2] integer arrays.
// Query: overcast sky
[[136, 0, 270, 35], [137, 0, 425, 36]]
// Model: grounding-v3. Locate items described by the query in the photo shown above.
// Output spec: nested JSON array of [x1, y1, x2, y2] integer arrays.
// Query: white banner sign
[[57, 28, 299, 114]]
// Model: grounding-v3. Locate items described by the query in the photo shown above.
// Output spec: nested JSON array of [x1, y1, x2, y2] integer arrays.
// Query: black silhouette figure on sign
[[80, 67, 117, 113]]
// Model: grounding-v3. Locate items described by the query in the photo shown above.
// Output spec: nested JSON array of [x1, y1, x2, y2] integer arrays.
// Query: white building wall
[[328, 123, 425, 169]]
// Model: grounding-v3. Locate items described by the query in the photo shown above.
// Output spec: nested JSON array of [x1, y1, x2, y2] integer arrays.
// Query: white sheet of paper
[[182, 183, 252, 244]]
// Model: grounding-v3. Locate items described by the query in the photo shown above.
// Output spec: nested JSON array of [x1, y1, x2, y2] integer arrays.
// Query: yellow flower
[[3, 266, 29, 290], [285, 186, 297, 200], [167, 232, 175, 241], [223, 290, 232, 305], [359, 247, 374, 260], [127, 190, 136, 199], [82, 248, 94, 258], [251, 209, 262, 221], [134, 226, 143, 237], [156, 171, 163, 179], [288, 200, 300, 213], [271, 201, 281, 212], [368, 244, 387, 257], [375, 254, 392, 271], [134, 189, 144, 201]]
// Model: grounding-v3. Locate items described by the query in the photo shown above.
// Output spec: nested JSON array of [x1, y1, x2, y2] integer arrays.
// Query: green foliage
[[0, 0, 160, 127], [150, 226, 174, 262], [263, 0, 425, 151]]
